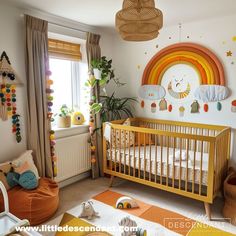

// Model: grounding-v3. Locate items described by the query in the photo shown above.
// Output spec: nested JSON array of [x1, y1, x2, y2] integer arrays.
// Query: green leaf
[[99, 78, 107, 86]]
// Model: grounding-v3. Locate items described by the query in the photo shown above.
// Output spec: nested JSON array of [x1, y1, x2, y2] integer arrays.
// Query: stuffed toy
[[116, 196, 139, 209], [119, 216, 147, 236], [14, 170, 38, 190], [79, 201, 99, 220], [72, 112, 85, 125], [2, 163, 38, 190]]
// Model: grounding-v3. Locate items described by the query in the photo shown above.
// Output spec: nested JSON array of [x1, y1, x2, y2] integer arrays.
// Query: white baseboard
[[58, 171, 91, 188]]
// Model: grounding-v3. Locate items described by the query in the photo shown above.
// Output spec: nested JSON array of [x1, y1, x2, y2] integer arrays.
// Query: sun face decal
[[167, 75, 191, 99]]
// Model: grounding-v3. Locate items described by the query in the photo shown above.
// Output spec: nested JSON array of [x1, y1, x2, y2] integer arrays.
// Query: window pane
[[73, 61, 90, 122], [49, 58, 72, 115]]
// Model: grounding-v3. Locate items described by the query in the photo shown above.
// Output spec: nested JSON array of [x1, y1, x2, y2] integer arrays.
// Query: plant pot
[[57, 116, 71, 128], [93, 68, 102, 80], [223, 168, 236, 225]]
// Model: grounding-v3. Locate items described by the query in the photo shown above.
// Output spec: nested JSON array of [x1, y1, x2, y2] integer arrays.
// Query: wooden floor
[[44, 176, 236, 235]]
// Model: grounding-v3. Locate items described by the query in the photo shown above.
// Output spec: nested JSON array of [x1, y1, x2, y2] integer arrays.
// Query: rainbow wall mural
[[142, 43, 226, 86]]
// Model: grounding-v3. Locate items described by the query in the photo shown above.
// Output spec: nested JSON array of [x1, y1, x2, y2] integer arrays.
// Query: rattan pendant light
[[116, 0, 163, 41]]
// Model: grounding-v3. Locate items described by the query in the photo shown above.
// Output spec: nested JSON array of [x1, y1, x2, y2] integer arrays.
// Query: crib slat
[[138, 132, 141, 178], [155, 135, 157, 183], [185, 139, 189, 191], [124, 129, 127, 175], [133, 132, 136, 178], [128, 131, 131, 176], [119, 129, 121, 173], [149, 134, 152, 181], [192, 140, 197, 193], [199, 141, 204, 195], [109, 129, 112, 170], [179, 138, 182, 189], [172, 138, 176, 187], [144, 133, 147, 180], [114, 129, 117, 172], [160, 135, 163, 185], [166, 136, 169, 186]]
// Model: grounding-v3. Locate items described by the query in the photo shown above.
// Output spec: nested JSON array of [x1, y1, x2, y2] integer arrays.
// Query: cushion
[[14, 161, 31, 174], [0, 178, 59, 225], [12, 150, 39, 179], [112, 119, 135, 148]]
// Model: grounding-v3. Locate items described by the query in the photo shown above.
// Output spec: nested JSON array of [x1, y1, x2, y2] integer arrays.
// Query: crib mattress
[[107, 145, 209, 186]]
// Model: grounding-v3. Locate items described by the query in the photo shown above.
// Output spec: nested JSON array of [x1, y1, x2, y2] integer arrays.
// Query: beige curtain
[[25, 15, 53, 177], [86, 32, 103, 178]]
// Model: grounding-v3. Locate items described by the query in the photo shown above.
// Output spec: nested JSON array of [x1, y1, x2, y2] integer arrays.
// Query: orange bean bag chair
[[0, 178, 59, 225]]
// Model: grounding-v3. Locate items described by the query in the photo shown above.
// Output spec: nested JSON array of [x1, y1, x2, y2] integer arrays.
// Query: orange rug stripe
[[93, 190, 196, 235], [140, 206, 195, 236], [93, 190, 151, 217]]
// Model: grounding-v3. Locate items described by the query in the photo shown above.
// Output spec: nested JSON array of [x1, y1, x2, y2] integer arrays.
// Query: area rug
[[56, 190, 234, 236]]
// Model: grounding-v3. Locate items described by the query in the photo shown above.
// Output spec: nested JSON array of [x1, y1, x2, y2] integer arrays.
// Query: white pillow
[[12, 150, 40, 179]]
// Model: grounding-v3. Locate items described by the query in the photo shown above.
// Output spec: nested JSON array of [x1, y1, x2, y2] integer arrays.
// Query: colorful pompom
[[168, 104, 172, 112], [217, 102, 222, 111], [204, 104, 209, 112]]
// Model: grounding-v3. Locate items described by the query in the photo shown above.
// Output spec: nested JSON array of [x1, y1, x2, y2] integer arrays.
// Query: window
[[48, 38, 89, 126]]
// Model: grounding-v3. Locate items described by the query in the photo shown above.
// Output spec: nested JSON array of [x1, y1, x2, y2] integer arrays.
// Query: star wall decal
[[232, 36, 236, 42], [226, 51, 233, 57]]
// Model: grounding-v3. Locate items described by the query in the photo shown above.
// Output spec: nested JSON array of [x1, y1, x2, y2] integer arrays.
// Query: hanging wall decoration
[[168, 81, 191, 99], [231, 100, 236, 113], [138, 84, 166, 101], [217, 102, 222, 111], [151, 102, 157, 113], [194, 85, 229, 103], [204, 103, 209, 112], [179, 106, 185, 117], [140, 100, 145, 108], [140, 42, 229, 116], [142, 43, 226, 87], [168, 104, 172, 112], [159, 98, 167, 111], [191, 100, 200, 113], [0, 51, 23, 143]]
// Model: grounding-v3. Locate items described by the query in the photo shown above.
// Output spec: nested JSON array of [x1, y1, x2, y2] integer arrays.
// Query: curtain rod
[[21, 13, 89, 34], [48, 21, 89, 34]]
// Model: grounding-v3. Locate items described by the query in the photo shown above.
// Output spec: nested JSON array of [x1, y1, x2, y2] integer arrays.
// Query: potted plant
[[57, 105, 72, 128], [91, 93, 137, 122], [91, 56, 114, 85]]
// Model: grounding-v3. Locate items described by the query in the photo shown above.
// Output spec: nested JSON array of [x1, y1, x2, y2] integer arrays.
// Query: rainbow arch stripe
[[142, 43, 225, 86]]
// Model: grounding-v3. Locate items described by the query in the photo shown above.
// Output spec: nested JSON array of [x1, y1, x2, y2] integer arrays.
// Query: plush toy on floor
[[119, 216, 147, 236], [79, 201, 99, 220], [116, 196, 139, 209]]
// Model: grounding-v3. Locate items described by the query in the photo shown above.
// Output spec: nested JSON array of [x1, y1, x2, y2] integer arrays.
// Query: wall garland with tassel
[[0, 51, 22, 143]]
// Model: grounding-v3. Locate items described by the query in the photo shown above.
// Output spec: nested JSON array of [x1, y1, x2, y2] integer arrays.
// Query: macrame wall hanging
[[0, 51, 23, 143]]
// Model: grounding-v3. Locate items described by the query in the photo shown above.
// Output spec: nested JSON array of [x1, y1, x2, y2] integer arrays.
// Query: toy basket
[[0, 181, 30, 235]]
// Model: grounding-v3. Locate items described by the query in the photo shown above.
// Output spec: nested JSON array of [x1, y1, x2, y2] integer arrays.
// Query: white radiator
[[55, 132, 91, 182]]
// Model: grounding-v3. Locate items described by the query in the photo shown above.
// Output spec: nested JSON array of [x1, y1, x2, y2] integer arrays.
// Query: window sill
[[54, 124, 89, 139]]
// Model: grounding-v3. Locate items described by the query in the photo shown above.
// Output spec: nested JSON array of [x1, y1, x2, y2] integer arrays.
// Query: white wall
[[0, 2, 114, 163], [107, 14, 236, 166], [0, 2, 27, 162]]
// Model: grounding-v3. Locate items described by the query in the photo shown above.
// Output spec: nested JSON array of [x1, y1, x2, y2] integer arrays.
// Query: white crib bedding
[[107, 145, 209, 186]]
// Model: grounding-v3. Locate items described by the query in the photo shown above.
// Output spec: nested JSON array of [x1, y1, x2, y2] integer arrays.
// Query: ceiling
[[6, 0, 236, 29]]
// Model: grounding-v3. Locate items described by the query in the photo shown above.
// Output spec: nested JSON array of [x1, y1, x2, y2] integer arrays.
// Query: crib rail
[[103, 118, 230, 204]]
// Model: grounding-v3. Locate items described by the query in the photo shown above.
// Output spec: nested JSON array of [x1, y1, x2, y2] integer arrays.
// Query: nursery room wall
[[109, 14, 236, 166], [0, 2, 27, 162]]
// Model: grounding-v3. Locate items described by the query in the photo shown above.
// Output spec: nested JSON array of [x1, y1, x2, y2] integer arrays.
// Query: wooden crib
[[103, 118, 231, 219]]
